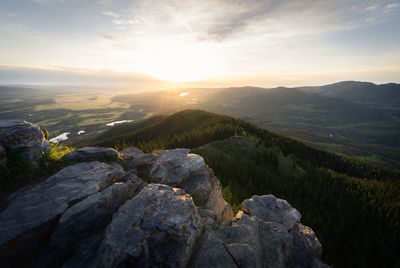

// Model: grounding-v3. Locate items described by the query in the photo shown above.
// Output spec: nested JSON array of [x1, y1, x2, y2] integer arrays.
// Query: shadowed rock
[[120, 147, 144, 157], [191, 227, 238, 268], [0, 161, 125, 266], [127, 153, 159, 178], [209, 196, 328, 268], [31, 175, 147, 267], [0, 120, 49, 167], [62, 147, 120, 162], [92, 184, 203, 268]]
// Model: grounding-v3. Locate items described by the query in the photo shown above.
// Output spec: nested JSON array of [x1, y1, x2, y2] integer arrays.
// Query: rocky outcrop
[[0, 145, 6, 165], [0, 161, 126, 266], [192, 195, 329, 268], [0, 121, 328, 267], [148, 149, 233, 222], [92, 184, 202, 268], [62, 147, 120, 162], [0, 120, 49, 167], [242, 194, 301, 230]]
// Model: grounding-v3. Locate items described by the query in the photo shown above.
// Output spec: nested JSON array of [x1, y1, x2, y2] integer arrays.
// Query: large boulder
[[242, 194, 301, 230], [91, 183, 203, 268], [0, 144, 6, 165], [149, 149, 233, 221], [62, 147, 120, 162], [192, 195, 328, 268], [0, 120, 49, 167], [0, 161, 125, 266], [31, 174, 147, 267]]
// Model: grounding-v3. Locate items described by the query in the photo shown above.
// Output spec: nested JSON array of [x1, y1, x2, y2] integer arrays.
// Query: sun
[[142, 41, 218, 82], [114, 37, 219, 82]]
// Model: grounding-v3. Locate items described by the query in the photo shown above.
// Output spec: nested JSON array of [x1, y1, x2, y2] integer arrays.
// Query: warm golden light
[[109, 37, 220, 82]]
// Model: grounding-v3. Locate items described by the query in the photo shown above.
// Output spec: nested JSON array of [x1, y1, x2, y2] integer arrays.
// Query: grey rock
[[297, 223, 323, 258], [197, 207, 218, 226], [150, 149, 191, 185], [62, 147, 120, 162], [92, 183, 203, 268], [256, 219, 295, 267], [119, 147, 144, 160], [127, 152, 159, 179], [53, 175, 145, 246], [212, 197, 328, 268], [0, 120, 50, 167], [120, 147, 144, 156], [242, 194, 301, 230], [32, 175, 146, 267], [0, 144, 6, 165], [149, 149, 233, 221], [0, 161, 125, 266], [191, 227, 237, 268], [62, 232, 105, 268], [216, 214, 261, 267], [225, 243, 257, 268]]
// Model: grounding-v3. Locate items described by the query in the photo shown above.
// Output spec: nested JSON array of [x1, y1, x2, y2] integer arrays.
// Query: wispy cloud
[[101, 11, 119, 18], [112, 19, 135, 25], [365, 5, 378, 11], [385, 3, 399, 12], [110, 0, 398, 42]]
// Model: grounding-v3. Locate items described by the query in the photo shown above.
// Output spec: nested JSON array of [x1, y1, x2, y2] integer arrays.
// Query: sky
[[0, 0, 399, 87]]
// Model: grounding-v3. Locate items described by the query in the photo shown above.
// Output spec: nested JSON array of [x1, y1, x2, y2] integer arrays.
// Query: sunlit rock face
[[0, 120, 49, 167], [149, 149, 234, 222], [0, 121, 329, 268], [242, 194, 301, 230]]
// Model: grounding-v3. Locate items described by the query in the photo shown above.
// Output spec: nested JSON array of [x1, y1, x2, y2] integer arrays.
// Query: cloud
[[101, 11, 119, 18], [112, 0, 397, 42], [365, 5, 378, 11], [112, 19, 135, 25], [192, 0, 382, 41], [385, 3, 399, 12]]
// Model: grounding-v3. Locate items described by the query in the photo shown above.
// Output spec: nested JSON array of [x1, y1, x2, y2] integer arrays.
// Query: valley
[[1, 81, 399, 168]]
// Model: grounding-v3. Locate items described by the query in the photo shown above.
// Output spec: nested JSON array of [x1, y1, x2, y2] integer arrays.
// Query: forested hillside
[[92, 109, 400, 268]]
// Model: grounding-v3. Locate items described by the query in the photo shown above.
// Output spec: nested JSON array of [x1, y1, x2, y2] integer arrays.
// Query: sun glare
[[115, 38, 219, 82]]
